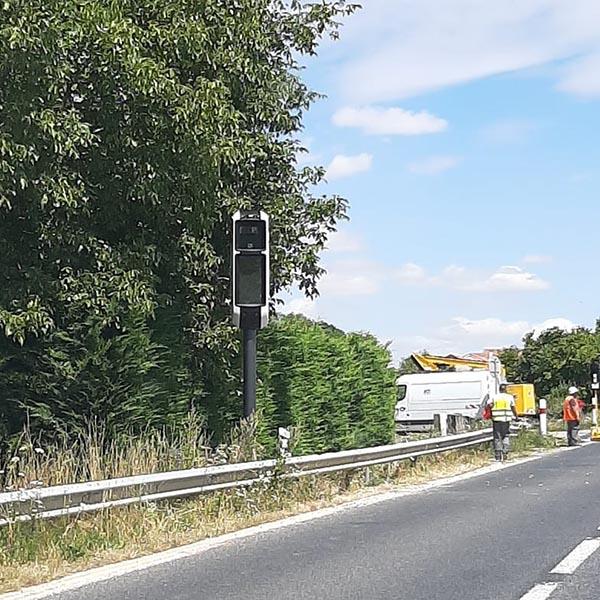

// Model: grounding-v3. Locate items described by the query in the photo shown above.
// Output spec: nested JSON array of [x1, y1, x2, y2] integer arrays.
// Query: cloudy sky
[[281, 0, 600, 361]]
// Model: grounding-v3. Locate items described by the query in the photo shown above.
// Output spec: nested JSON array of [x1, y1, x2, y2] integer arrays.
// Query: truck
[[394, 353, 536, 433]]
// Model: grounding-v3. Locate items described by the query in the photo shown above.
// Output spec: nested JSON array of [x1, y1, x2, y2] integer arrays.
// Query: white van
[[395, 371, 498, 433]]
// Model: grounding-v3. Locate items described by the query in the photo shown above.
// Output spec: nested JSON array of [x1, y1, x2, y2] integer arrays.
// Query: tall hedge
[[256, 315, 397, 455]]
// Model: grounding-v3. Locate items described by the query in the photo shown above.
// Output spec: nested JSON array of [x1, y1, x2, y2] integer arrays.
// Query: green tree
[[498, 346, 521, 382], [504, 326, 600, 399], [0, 0, 356, 440], [398, 354, 421, 375]]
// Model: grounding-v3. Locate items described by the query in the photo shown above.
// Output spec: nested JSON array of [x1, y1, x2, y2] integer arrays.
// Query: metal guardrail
[[0, 428, 492, 526]]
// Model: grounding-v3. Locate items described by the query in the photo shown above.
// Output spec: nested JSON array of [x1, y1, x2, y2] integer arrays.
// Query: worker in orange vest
[[563, 386, 582, 447]]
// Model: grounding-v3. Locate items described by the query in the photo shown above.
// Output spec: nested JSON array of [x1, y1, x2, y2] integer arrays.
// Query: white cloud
[[326, 153, 373, 180], [295, 137, 322, 167], [320, 273, 379, 296], [395, 263, 549, 293], [465, 266, 549, 292], [557, 51, 600, 97], [281, 297, 318, 317], [441, 265, 468, 279], [407, 155, 461, 175], [332, 106, 447, 135], [326, 229, 364, 253], [390, 335, 455, 361], [532, 318, 576, 337], [443, 317, 531, 339], [435, 315, 577, 354], [396, 262, 428, 283], [391, 315, 578, 360], [334, 0, 600, 102], [481, 119, 537, 143], [319, 260, 381, 296], [522, 254, 553, 264]]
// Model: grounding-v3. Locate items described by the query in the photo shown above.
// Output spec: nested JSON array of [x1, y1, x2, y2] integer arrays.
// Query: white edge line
[[519, 582, 560, 600], [550, 537, 600, 574], [0, 448, 570, 600]]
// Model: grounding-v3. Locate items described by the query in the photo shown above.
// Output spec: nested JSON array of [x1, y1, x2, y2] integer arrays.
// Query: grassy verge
[[0, 429, 558, 594], [1, 448, 488, 593], [510, 428, 559, 453], [0, 414, 266, 492]]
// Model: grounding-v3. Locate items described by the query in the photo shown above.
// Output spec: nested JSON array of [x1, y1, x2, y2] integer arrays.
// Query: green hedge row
[[1, 313, 398, 458], [256, 315, 397, 455]]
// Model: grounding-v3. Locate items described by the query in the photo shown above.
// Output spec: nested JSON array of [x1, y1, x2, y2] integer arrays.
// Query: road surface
[[8, 443, 600, 600]]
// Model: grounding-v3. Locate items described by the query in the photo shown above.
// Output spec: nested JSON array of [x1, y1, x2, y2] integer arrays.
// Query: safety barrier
[[0, 428, 492, 526]]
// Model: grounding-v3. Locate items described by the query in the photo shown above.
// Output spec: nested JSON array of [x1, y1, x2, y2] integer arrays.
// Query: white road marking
[[519, 582, 560, 600], [0, 448, 575, 600], [550, 538, 600, 574]]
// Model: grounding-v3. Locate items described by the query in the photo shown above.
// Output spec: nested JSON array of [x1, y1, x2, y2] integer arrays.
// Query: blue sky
[[281, 0, 600, 361]]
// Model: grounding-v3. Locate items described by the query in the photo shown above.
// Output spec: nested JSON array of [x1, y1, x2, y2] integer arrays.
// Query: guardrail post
[[278, 427, 291, 458], [539, 398, 548, 435], [434, 413, 448, 437], [0, 428, 494, 526]]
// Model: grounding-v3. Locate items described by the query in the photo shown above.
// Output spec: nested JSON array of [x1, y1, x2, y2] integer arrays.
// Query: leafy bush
[[257, 315, 397, 455]]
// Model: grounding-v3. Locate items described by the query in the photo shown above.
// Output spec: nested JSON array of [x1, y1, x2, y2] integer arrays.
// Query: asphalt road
[[20, 443, 600, 600]]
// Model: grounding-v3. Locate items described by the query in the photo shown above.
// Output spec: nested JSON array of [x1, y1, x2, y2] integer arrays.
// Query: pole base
[[591, 427, 600, 442]]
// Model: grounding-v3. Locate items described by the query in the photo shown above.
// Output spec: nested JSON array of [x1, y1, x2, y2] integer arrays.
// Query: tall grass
[[0, 425, 559, 594], [0, 412, 266, 492], [0, 447, 491, 593]]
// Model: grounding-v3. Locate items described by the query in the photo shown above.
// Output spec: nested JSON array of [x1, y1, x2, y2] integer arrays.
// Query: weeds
[[0, 419, 559, 594], [0, 412, 272, 492], [511, 429, 558, 453], [0, 448, 490, 593]]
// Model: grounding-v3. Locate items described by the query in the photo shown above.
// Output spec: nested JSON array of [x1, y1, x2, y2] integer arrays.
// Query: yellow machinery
[[411, 353, 498, 373], [507, 383, 536, 416], [410, 353, 536, 417]]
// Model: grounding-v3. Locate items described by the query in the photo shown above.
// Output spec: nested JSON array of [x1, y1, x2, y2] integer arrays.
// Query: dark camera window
[[235, 254, 266, 305], [235, 220, 266, 250]]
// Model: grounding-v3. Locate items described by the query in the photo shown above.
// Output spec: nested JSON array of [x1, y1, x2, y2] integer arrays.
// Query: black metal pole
[[243, 328, 257, 418]]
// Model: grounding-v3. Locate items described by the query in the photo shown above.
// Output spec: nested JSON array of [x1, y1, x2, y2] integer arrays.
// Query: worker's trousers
[[492, 420, 511, 460], [566, 420, 580, 446]]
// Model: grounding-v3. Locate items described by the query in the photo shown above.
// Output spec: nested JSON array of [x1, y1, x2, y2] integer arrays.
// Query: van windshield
[[397, 384, 407, 401]]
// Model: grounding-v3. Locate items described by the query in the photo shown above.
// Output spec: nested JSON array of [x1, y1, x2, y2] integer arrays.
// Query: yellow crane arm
[[411, 353, 489, 372]]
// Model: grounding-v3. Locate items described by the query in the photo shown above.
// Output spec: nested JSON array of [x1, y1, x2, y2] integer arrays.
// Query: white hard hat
[[568, 386, 579, 394]]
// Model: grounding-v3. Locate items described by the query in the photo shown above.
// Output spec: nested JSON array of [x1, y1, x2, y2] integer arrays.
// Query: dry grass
[[1, 448, 491, 593], [0, 426, 555, 594], [0, 414, 264, 492]]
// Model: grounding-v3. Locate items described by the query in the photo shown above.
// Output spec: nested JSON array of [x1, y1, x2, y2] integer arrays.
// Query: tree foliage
[[257, 315, 397, 455], [0, 0, 356, 441], [499, 323, 600, 415]]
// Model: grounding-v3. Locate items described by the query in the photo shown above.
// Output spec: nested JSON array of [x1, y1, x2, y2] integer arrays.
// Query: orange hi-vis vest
[[563, 395, 580, 422]]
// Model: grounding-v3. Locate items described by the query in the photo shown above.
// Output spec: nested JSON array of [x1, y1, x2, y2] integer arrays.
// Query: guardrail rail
[[0, 428, 492, 526]]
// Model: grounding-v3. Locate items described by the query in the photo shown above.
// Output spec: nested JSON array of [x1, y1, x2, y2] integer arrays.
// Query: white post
[[592, 373, 600, 427], [439, 413, 448, 437], [539, 398, 548, 436], [278, 427, 291, 457]]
